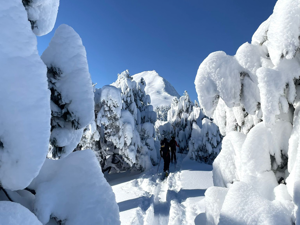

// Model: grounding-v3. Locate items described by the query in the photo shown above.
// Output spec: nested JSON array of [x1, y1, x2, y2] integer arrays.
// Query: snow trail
[[109, 153, 213, 224]]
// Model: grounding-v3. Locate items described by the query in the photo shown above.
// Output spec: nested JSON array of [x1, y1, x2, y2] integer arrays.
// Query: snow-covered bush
[[95, 85, 132, 173], [111, 70, 157, 171], [155, 91, 222, 163], [22, 0, 60, 36], [29, 150, 120, 225], [42, 24, 94, 159], [77, 121, 100, 152], [195, 0, 300, 223], [167, 91, 193, 152], [188, 118, 222, 164], [0, 0, 51, 192], [0, 1, 120, 224]]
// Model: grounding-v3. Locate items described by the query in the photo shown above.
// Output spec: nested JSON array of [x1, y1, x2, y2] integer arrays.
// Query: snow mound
[[0, 201, 42, 225], [0, 0, 50, 190], [42, 24, 94, 159], [219, 182, 291, 225], [23, 0, 60, 36], [30, 150, 120, 225], [132, 71, 180, 108]]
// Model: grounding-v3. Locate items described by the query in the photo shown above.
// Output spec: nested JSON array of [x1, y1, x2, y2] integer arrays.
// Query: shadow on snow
[[118, 188, 206, 215]]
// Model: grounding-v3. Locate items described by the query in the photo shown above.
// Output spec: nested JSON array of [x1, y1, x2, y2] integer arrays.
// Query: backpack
[[170, 139, 176, 150], [160, 141, 169, 158]]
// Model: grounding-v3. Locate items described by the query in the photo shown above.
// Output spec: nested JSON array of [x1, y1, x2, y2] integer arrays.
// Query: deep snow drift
[[132, 71, 180, 108]]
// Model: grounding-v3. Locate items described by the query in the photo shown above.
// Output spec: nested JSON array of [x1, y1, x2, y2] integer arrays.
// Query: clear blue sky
[[37, 0, 276, 102]]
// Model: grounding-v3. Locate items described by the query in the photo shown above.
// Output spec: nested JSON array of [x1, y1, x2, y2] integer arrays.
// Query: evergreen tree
[[42, 24, 94, 159], [113, 70, 156, 170], [155, 105, 171, 121], [168, 91, 193, 152], [195, 0, 300, 223]]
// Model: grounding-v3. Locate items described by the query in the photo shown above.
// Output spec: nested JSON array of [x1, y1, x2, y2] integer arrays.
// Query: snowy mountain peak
[[132, 70, 180, 108]]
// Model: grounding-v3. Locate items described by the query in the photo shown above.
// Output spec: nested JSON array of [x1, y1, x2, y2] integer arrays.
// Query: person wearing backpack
[[160, 138, 170, 177], [169, 136, 179, 163]]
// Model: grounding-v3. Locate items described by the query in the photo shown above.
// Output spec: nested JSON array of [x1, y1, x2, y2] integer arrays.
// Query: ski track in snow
[[108, 154, 213, 225]]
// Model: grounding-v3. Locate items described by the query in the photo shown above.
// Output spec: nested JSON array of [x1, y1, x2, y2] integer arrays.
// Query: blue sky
[[37, 0, 276, 102]]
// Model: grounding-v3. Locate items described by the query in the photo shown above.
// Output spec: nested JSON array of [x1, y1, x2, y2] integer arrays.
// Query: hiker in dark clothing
[[169, 136, 179, 163], [160, 138, 170, 176]]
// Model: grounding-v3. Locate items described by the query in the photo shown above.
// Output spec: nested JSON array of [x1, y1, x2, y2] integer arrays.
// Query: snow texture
[[219, 182, 291, 225], [212, 132, 246, 187], [30, 150, 120, 225], [110, 154, 213, 225], [194, 0, 300, 223], [23, 0, 60, 36], [0, 201, 42, 225], [132, 71, 180, 108], [0, 0, 51, 190], [42, 24, 94, 159], [195, 51, 243, 117]]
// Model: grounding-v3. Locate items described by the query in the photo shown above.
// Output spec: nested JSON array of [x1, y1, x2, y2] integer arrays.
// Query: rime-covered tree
[[167, 91, 193, 152], [41, 24, 95, 159], [134, 77, 158, 165], [0, 2, 120, 224], [195, 0, 300, 223], [155, 93, 222, 163], [112, 70, 156, 170], [155, 105, 171, 121], [22, 0, 59, 36], [95, 85, 139, 173]]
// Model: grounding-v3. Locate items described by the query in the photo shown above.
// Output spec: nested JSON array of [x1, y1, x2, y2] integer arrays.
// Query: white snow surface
[[42, 24, 94, 159], [194, 51, 243, 117], [219, 182, 291, 225], [108, 154, 213, 225], [42, 24, 94, 130], [30, 150, 120, 225], [0, 0, 51, 190], [24, 0, 60, 36], [132, 71, 180, 108], [0, 201, 42, 225]]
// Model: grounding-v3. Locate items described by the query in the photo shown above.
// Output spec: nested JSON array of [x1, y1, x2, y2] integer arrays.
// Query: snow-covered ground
[[107, 154, 213, 224], [132, 71, 180, 108]]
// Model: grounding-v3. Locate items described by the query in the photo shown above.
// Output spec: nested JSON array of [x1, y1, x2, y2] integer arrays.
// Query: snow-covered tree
[[134, 77, 158, 165], [188, 118, 222, 164], [195, 0, 300, 223], [0, 0, 51, 193], [155, 105, 171, 121], [41, 24, 95, 159], [22, 0, 60, 36], [155, 92, 222, 163], [0, 1, 120, 224], [77, 121, 100, 153], [95, 85, 139, 173], [111, 70, 159, 170], [168, 91, 194, 152]]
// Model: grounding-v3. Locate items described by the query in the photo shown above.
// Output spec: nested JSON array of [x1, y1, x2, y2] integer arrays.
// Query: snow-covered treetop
[[132, 71, 180, 108], [30, 150, 120, 225], [42, 24, 94, 130], [252, 0, 300, 66], [168, 90, 193, 124], [99, 85, 123, 123], [196, 0, 300, 126], [195, 51, 243, 118], [23, 0, 60, 36], [0, 0, 51, 190], [112, 70, 138, 119]]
